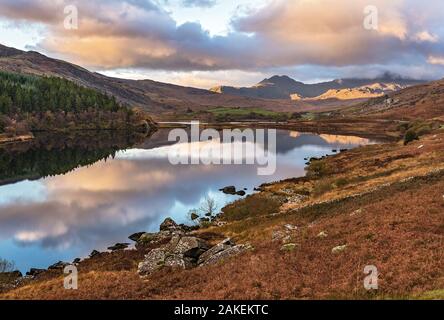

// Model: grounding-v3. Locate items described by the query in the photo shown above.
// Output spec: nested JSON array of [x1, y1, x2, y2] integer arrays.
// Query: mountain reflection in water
[[0, 129, 374, 272]]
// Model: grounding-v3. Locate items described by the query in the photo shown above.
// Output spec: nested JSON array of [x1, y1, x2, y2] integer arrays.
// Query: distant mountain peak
[[212, 73, 426, 100]]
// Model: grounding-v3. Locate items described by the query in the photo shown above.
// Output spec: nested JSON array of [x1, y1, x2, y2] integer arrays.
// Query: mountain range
[[0, 44, 435, 118], [210, 74, 425, 100]]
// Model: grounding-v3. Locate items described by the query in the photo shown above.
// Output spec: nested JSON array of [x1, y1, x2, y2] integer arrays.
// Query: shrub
[[307, 161, 331, 178], [404, 129, 418, 145]]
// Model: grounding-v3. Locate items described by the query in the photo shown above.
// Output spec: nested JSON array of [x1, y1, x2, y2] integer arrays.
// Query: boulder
[[136, 231, 171, 247], [129, 232, 146, 242], [160, 218, 179, 232], [236, 190, 246, 196], [199, 244, 249, 266], [138, 248, 167, 276], [138, 236, 210, 277], [219, 186, 237, 195], [172, 236, 210, 259], [72, 258, 81, 264], [26, 268, 45, 277], [48, 261, 69, 270], [197, 238, 234, 265], [108, 243, 130, 251], [89, 250, 101, 258]]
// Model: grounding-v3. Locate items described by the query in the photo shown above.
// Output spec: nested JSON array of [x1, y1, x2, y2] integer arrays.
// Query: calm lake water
[[0, 129, 375, 273]]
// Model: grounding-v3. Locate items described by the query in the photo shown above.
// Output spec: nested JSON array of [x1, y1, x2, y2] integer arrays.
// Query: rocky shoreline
[[0, 217, 251, 292]]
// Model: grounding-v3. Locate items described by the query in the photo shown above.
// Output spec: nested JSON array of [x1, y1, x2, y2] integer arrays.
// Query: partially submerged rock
[[219, 186, 237, 195]]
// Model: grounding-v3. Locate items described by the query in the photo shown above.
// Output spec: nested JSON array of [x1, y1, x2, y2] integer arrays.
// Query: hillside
[[0, 44, 312, 115], [307, 83, 405, 101], [0, 71, 154, 139], [344, 78, 444, 121], [211, 74, 424, 100]]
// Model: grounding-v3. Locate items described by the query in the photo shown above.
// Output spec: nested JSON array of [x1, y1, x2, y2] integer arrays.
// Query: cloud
[[0, 0, 443, 79], [181, 0, 218, 8]]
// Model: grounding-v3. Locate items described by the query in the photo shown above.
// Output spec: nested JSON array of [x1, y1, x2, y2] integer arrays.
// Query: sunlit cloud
[[0, 0, 443, 84]]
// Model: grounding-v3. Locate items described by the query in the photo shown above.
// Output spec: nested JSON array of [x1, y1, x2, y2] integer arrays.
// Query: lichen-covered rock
[[199, 244, 249, 266], [197, 238, 234, 265], [138, 236, 210, 276], [138, 248, 167, 276], [173, 236, 210, 258]]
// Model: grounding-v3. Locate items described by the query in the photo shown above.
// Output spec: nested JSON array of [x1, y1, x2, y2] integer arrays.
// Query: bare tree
[[0, 258, 15, 273], [199, 196, 218, 218]]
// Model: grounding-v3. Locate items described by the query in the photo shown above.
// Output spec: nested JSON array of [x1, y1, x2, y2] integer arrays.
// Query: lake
[[0, 129, 375, 273]]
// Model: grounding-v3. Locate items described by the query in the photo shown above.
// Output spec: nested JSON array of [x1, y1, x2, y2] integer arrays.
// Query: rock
[[284, 224, 298, 231], [129, 232, 146, 242], [136, 231, 172, 247], [160, 218, 179, 232], [197, 238, 235, 265], [317, 231, 328, 238], [164, 254, 195, 270], [107, 243, 130, 251], [190, 212, 200, 221], [26, 268, 45, 277], [138, 248, 167, 276], [280, 243, 298, 251], [48, 261, 69, 270], [199, 244, 250, 266], [350, 208, 363, 217], [172, 236, 210, 258], [72, 258, 81, 264], [219, 186, 237, 195], [236, 190, 246, 196], [272, 230, 287, 242], [138, 236, 210, 277], [89, 250, 101, 258], [332, 244, 347, 254]]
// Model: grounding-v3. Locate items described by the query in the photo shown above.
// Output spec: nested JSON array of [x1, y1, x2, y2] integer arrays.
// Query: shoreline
[[157, 118, 401, 141], [1, 124, 443, 299]]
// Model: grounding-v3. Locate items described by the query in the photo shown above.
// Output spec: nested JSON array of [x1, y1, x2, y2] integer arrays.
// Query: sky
[[0, 0, 443, 88]]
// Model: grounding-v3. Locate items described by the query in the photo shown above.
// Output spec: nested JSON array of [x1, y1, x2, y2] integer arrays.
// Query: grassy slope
[[2, 130, 443, 300]]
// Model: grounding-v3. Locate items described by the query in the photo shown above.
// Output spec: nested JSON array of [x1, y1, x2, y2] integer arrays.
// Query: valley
[[0, 43, 443, 301]]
